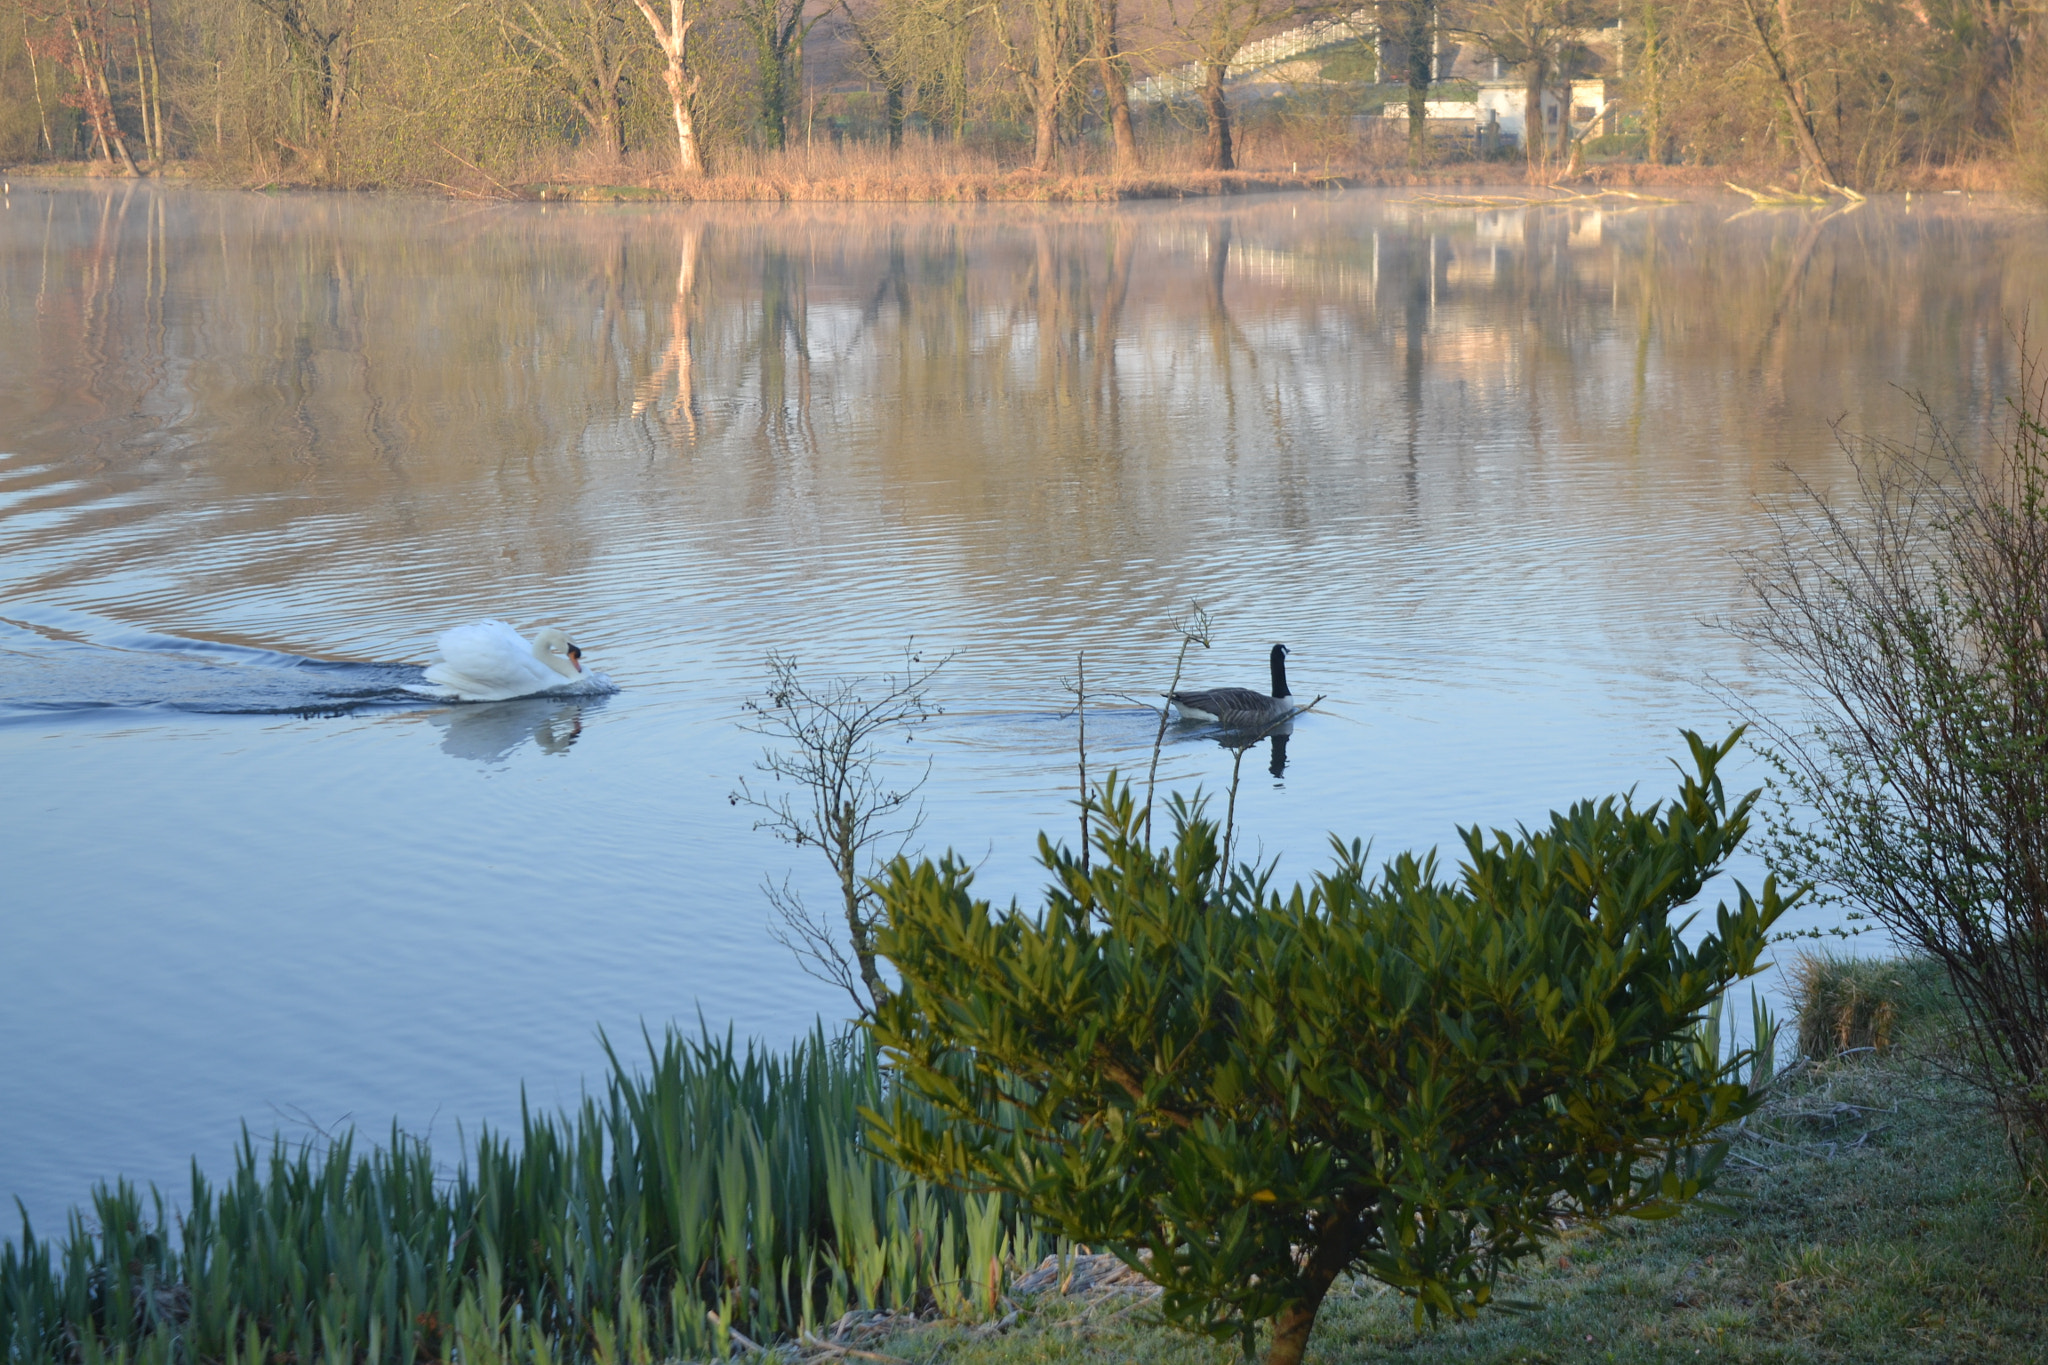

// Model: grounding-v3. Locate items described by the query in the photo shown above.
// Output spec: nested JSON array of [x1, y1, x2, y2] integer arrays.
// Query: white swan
[[420, 620, 600, 702]]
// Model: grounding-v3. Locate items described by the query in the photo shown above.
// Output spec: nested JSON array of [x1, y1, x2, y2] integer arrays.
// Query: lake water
[[3, 180, 2040, 1234]]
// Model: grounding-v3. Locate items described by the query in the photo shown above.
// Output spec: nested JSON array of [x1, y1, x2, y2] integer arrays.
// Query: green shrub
[[867, 731, 1789, 1365]]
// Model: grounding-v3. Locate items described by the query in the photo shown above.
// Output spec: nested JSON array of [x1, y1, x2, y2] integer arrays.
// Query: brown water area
[[1, 179, 2040, 1231]]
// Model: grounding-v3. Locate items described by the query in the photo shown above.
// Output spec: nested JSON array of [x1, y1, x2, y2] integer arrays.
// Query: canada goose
[[1169, 643, 1296, 726]]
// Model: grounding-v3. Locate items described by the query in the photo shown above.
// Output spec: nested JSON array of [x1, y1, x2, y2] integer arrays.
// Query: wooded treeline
[[0, 0, 2037, 188]]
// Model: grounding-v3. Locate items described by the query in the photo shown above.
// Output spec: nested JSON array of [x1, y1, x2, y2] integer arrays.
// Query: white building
[[1474, 79, 1611, 147], [1379, 99, 1482, 123]]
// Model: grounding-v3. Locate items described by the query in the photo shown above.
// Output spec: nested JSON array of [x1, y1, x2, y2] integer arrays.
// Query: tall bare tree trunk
[[149, 14, 167, 159], [1403, 0, 1433, 167], [1522, 55, 1546, 176], [322, 0, 356, 179], [130, 0, 165, 162], [144, 0, 165, 160], [1775, 0, 1801, 109], [1093, 0, 1136, 167], [1029, 0, 1071, 171], [1552, 73, 1570, 163], [1201, 59, 1232, 170], [27, 39, 55, 156], [1640, 0, 1664, 163], [632, 0, 706, 173], [837, 1, 905, 153], [1736, 0, 1839, 185], [68, 8, 139, 174], [1032, 83, 1059, 168]]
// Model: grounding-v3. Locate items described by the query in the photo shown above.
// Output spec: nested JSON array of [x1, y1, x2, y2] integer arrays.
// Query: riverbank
[[864, 958, 2044, 1364], [1, 949, 2034, 1363], [4, 150, 2020, 203]]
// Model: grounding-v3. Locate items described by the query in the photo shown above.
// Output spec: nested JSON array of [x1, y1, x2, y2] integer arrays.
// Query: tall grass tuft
[[1787, 952, 1955, 1062], [0, 1026, 1049, 1365]]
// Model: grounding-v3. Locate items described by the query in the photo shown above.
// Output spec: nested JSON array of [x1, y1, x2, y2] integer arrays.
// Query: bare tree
[[34, 0, 139, 172], [133, 0, 165, 163], [1633, 0, 1666, 164], [1729, 0, 1838, 186], [1379, 0, 1435, 166], [1162, 0, 1300, 170], [836, 0, 910, 149], [989, 0, 1091, 170], [501, 0, 638, 160], [23, 23, 58, 157], [835, 0, 989, 145], [630, 0, 706, 172], [249, 0, 359, 179], [738, 0, 827, 148], [731, 646, 949, 1018], [1091, 0, 1137, 166], [1732, 351, 2048, 1175]]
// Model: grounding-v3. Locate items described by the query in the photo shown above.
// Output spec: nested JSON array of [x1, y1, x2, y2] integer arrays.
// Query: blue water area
[[2, 606, 429, 718], [5, 180, 2037, 1234]]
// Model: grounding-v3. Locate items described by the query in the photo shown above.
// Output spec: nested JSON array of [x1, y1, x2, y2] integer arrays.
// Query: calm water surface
[[3, 181, 2042, 1231]]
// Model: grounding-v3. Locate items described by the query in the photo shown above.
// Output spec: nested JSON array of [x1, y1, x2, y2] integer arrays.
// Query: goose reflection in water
[[426, 696, 602, 764], [1212, 719, 1294, 782]]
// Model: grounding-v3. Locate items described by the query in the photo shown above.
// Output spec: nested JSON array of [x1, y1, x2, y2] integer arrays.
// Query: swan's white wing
[[423, 620, 553, 701]]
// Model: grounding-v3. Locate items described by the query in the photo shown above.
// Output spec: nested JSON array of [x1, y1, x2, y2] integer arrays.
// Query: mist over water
[[3, 180, 2042, 1232]]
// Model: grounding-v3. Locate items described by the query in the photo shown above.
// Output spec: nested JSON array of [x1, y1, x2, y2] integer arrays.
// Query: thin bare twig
[[1217, 695, 1324, 874], [1143, 602, 1213, 844], [732, 644, 951, 1018]]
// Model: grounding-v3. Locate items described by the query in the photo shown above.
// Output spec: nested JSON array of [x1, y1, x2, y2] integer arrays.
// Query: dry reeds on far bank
[[419, 125, 2029, 204], [10, 130, 2027, 202], [516, 132, 1412, 203]]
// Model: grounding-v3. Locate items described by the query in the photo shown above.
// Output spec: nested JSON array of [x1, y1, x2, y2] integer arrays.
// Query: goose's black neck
[[1270, 643, 1291, 699]]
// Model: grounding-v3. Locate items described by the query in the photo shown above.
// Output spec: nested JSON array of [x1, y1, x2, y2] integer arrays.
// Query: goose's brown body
[[1168, 643, 1294, 726]]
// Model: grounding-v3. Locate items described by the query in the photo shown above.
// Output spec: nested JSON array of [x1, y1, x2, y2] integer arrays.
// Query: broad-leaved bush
[[865, 731, 1788, 1365]]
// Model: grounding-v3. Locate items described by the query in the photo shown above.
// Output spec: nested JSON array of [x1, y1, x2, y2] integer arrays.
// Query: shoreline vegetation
[[2, 150, 2020, 203], [5, 0, 2039, 206], [4, 954, 2036, 1364]]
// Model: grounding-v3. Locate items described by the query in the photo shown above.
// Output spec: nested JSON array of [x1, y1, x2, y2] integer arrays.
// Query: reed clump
[[1787, 952, 1954, 1062], [501, 131, 1531, 204], [0, 1027, 1049, 1365]]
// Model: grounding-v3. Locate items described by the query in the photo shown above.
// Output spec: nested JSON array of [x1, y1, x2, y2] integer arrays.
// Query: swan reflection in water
[[425, 696, 604, 764]]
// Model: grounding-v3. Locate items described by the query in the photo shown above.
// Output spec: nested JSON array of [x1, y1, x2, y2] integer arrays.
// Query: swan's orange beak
[[568, 644, 584, 672]]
